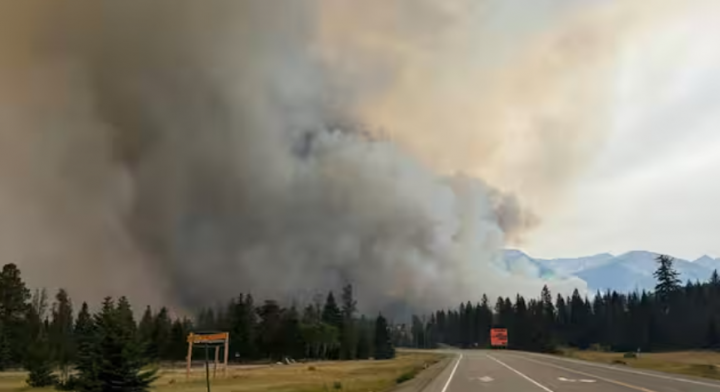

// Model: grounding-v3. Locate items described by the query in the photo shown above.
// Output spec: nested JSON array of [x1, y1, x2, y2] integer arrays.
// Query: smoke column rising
[[0, 0, 669, 313]]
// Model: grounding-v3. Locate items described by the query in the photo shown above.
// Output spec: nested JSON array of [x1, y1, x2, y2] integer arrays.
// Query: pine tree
[[711, 270, 720, 287], [228, 294, 257, 361], [25, 331, 57, 387], [50, 289, 75, 386], [94, 297, 157, 392], [0, 263, 31, 368], [554, 293, 568, 345], [152, 307, 172, 360], [355, 316, 371, 359], [322, 291, 342, 329], [24, 298, 57, 387], [138, 306, 154, 358], [477, 295, 492, 347], [654, 255, 681, 313], [256, 300, 284, 360], [74, 302, 100, 392], [321, 291, 342, 359], [513, 295, 529, 350], [373, 314, 394, 360], [340, 284, 357, 359], [280, 306, 304, 360], [169, 318, 191, 361]]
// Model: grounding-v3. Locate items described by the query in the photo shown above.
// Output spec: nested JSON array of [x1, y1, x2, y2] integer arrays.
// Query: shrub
[[308, 366, 317, 371], [333, 381, 342, 390], [623, 352, 637, 359], [611, 360, 627, 365], [396, 368, 420, 384]]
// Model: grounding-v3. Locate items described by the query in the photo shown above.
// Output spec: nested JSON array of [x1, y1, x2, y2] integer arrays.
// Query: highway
[[422, 350, 720, 392]]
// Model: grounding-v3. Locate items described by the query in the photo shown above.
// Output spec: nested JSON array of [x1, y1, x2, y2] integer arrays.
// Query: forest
[[0, 254, 715, 391], [402, 255, 720, 353], [0, 264, 394, 390]]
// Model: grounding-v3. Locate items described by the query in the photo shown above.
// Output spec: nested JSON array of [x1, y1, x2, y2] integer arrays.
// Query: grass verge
[[559, 348, 720, 380], [0, 353, 445, 392]]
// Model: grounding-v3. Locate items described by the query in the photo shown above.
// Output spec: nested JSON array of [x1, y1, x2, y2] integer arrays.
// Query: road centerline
[[485, 354, 555, 392]]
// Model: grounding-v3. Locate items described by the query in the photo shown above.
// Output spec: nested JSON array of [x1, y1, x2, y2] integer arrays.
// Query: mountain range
[[503, 249, 720, 294]]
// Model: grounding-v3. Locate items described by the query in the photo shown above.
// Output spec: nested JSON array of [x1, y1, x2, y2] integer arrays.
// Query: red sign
[[490, 328, 508, 346]]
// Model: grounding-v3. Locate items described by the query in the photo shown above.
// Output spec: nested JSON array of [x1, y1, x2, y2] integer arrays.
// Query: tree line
[[192, 285, 394, 362], [0, 263, 395, 390], [401, 255, 720, 353]]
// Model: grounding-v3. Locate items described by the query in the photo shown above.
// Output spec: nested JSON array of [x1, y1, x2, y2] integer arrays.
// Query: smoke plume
[[0, 0, 665, 313]]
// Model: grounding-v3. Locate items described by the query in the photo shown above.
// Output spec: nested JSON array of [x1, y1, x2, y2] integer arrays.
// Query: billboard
[[490, 328, 508, 347]]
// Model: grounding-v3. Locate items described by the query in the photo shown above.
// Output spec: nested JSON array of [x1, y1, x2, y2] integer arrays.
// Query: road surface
[[422, 350, 720, 392]]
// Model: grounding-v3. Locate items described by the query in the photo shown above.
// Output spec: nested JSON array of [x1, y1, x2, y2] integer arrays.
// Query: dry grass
[[0, 353, 444, 392], [560, 349, 720, 380]]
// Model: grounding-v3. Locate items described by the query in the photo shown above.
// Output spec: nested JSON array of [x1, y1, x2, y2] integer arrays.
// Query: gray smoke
[[0, 0, 623, 313]]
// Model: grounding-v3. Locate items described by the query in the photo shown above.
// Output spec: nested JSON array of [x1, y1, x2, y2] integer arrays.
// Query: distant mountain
[[694, 255, 720, 271], [503, 249, 720, 294], [535, 253, 615, 275]]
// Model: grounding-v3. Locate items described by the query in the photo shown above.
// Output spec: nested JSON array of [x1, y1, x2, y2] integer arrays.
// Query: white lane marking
[[486, 354, 555, 392], [521, 352, 720, 389], [469, 376, 494, 382], [510, 354, 657, 392], [440, 354, 462, 392], [557, 377, 595, 383]]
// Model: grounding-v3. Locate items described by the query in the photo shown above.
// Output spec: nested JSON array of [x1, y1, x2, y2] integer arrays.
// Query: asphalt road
[[423, 350, 720, 392]]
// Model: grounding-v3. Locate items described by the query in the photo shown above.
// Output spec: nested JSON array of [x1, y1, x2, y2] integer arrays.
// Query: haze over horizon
[[518, 0, 720, 262]]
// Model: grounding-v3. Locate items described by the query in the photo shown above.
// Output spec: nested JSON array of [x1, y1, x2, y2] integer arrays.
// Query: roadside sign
[[188, 332, 229, 344], [490, 328, 508, 347]]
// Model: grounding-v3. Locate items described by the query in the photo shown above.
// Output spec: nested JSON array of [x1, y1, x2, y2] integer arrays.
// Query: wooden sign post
[[186, 332, 230, 381]]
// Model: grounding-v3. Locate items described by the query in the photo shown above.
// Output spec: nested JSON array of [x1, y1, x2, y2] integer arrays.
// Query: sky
[[521, 0, 720, 261]]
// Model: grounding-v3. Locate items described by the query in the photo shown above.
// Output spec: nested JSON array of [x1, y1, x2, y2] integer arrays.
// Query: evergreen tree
[[25, 331, 57, 387], [322, 291, 342, 329], [138, 306, 154, 358], [340, 284, 357, 359], [24, 295, 56, 387], [229, 294, 257, 361], [50, 289, 75, 386], [93, 297, 157, 392], [711, 270, 720, 287], [169, 318, 192, 362], [256, 300, 285, 360], [513, 295, 529, 350], [476, 295, 492, 347], [654, 255, 681, 312], [554, 294, 569, 345], [373, 314, 394, 360], [321, 291, 342, 359], [280, 306, 304, 359], [74, 302, 100, 392], [152, 307, 172, 360], [0, 263, 31, 368], [355, 316, 371, 359]]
